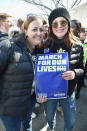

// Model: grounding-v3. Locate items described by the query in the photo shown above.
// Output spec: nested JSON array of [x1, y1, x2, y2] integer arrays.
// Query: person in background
[[80, 28, 87, 86], [71, 19, 84, 99], [17, 18, 24, 31], [79, 27, 87, 44], [42, 19, 49, 40], [79, 28, 87, 88], [37, 7, 84, 131], [0, 13, 13, 37], [83, 28, 87, 65], [8, 26, 21, 39], [71, 19, 81, 39], [0, 13, 44, 131]]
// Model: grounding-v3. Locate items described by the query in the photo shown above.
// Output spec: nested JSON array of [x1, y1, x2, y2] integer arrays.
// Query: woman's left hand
[[37, 96, 47, 103], [62, 71, 75, 80]]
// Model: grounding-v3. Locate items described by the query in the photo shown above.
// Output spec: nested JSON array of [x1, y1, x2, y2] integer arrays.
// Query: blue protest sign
[[35, 53, 69, 99]]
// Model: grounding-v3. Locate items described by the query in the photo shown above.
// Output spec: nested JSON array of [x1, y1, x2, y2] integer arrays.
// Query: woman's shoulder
[[72, 42, 84, 52], [0, 38, 15, 56]]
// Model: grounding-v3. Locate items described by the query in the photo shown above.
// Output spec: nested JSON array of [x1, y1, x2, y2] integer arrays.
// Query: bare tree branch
[[59, 0, 66, 8], [23, 0, 52, 11], [22, 0, 82, 16], [56, 0, 61, 7], [71, 0, 82, 8], [77, 0, 82, 5]]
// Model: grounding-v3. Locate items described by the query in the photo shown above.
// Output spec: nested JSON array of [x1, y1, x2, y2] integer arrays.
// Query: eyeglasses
[[51, 20, 68, 28]]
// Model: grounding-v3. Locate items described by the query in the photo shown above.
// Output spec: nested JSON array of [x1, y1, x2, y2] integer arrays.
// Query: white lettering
[[49, 55, 53, 59], [42, 61, 47, 65], [38, 56, 44, 60], [62, 59, 66, 64], [38, 61, 41, 65], [38, 54, 62, 60], [37, 66, 66, 72], [52, 60, 56, 65]]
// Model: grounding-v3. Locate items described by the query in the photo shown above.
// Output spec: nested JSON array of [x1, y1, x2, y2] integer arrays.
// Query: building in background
[[70, 2, 87, 27]]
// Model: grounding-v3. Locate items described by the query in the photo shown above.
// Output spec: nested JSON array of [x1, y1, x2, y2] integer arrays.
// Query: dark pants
[[76, 78, 83, 95], [0, 94, 36, 131], [22, 94, 36, 131]]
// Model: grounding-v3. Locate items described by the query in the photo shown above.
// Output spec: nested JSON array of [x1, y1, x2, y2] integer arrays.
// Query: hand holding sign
[[37, 96, 47, 103], [35, 53, 69, 99], [62, 71, 75, 80]]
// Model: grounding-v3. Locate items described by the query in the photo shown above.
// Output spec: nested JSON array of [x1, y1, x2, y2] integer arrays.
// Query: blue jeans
[[43, 92, 76, 131], [0, 115, 22, 131], [0, 95, 36, 131]]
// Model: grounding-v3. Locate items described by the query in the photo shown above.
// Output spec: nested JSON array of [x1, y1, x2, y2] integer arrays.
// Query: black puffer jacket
[[37, 39, 84, 96], [49, 39, 84, 96], [0, 34, 34, 117]]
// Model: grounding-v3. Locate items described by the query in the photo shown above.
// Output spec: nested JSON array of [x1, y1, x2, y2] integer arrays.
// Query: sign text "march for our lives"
[[37, 53, 67, 72], [35, 53, 69, 99]]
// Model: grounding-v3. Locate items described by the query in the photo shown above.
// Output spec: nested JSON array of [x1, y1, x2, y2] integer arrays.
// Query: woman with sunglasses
[[37, 7, 84, 131]]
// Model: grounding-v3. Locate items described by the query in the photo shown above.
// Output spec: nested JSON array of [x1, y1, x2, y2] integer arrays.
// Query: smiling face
[[25, 19, 44, 48], [52, 17, 68, 39]]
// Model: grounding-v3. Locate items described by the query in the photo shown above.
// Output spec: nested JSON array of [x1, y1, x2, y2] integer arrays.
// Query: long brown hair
[[21, 16, 40, 32], [46, 26, 79, 49]]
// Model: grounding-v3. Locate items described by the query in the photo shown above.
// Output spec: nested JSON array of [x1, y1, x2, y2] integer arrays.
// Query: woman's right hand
[[37, 96, 47, 103]]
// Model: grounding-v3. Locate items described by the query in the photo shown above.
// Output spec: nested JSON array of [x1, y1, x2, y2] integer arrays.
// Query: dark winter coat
[[36, 39, 84, 96], [0, 34, 34, 117]]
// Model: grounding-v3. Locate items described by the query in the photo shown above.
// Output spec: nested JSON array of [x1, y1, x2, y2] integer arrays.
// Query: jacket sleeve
[[74, 44, 85, 79], [0, 39, 12, 73]]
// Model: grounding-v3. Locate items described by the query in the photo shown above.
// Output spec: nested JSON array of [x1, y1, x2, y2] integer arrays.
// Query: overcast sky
[[0, 0, 42, 19], [0, 0, 86, 19]]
